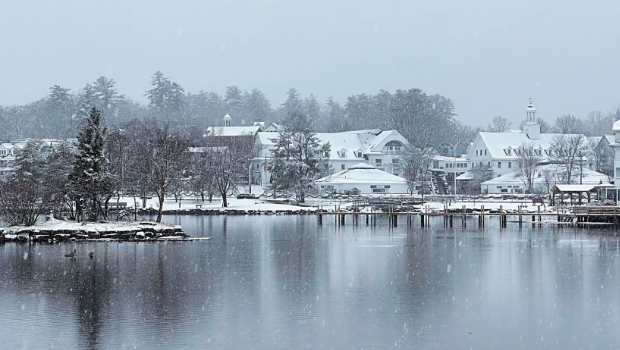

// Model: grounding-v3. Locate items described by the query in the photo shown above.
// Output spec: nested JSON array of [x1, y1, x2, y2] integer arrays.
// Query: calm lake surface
[[2, 214, 620, 349]]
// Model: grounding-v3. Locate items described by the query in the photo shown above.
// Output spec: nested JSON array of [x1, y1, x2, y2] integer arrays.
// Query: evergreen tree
[[267, 118, 330, 202], [283, 88, 302, 115], [70, 107, 114, 221], [93, 76, 125, 126], [75, 83, 97, 125], [47, 85, 74, 138], [145, 71, 185, 122]]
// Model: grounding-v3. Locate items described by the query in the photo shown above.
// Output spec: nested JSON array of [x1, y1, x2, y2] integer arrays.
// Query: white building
[[610, 120, 620, 204], [481, 164, 609, 194], [252, 129, 409, 188], [467, 100, 593, 179], [430, 155, 470, 176], [315, 163, 409, 194]]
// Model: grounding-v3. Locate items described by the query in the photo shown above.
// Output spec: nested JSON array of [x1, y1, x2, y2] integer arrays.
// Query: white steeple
[[526, 97, 537, 122], [223, 113, 232, 127], [524, 98, 540, 140]]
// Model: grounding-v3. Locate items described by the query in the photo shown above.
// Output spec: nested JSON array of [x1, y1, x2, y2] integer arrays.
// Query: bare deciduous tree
[[488, 116, 512, 133], [550, 134, 587, 184], [516, 143, 540, 193]]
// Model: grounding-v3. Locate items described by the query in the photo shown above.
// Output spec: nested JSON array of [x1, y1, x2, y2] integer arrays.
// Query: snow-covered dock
[[0, 219, 192, 243]]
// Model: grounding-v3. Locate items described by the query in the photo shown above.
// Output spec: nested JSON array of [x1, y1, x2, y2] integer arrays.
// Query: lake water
[[1, 214, 620, 349]]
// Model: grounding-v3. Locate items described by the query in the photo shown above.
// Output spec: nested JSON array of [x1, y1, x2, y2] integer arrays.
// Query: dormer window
[[337, 149, 346, 158], [384, 141, 403, 154], [354, 149, 363, 158], [504, 149, 511, 156]]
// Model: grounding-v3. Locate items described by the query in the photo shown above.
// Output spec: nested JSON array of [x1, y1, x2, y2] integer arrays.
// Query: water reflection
[[1, 215, 620, 348]]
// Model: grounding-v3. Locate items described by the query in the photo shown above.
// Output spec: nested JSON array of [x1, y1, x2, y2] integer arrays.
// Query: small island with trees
[[0, 106, 192, 242]]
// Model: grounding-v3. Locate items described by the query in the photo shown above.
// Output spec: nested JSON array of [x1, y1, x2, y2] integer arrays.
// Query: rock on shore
[[0, 219, 188, 243]]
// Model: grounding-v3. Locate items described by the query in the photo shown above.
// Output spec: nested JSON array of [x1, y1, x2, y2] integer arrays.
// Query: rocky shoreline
[[0, 220, 193, 243]]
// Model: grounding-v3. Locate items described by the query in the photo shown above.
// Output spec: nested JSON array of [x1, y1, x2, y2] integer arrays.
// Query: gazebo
[[551, 184, 597, 205]]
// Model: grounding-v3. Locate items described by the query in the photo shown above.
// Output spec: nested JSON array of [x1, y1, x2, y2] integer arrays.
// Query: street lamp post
[[579, 151, 583, 185], [453, 145, 457, 198]]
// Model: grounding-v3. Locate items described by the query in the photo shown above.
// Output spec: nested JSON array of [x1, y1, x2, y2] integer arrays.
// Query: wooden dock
[[316, 205, 620, 228]]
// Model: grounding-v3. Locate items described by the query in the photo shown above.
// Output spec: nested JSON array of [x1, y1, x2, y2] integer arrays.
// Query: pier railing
[[572, 206, 620, 215]]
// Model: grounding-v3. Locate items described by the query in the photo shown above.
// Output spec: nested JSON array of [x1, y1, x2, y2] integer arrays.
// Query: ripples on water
[[1, 215, 620, 349]]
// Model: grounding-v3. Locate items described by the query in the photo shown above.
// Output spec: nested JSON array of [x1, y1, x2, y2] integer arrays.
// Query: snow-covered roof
[[552, 184, 597, 192], [255, 130, 408, 161], [481, 165, 609, 187], [433, 155, 468, 162], [206, 126, 261, 137], [476, 131, 587, 159], [613, 120, 620, 131], [604, 134, 615, 144], [316, 163, 407, 184], [456, 172, 474, 180]]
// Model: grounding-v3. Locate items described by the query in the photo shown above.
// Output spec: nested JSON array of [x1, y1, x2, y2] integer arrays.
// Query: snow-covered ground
[[118, 194, 557, 214]]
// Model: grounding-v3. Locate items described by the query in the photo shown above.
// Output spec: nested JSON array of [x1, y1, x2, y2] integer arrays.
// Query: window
[[337, 149, 346, 158], [392, 158, 399, 164], [488, 162, 491, 167], [504, 149, 511, 156], [616, 168, 620, 178], [476, 150, 479, 156], [484, 149, 487, 155], [464, 163, 467, 168], [355, 151, 362, 158], [384, 185, 391, 188], [501, 189, 508, 193], [508, 162, 511, 168], [341, 164, 345, 170], [498, 162, 501, 168], [497, 186, 503, 188], [372, 188, 386, 193], [375, 159, 382, 165], [385, 141, 402, 154]]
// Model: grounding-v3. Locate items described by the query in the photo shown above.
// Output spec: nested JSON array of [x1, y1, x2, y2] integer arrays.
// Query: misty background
[[1, 0, 619, 131]]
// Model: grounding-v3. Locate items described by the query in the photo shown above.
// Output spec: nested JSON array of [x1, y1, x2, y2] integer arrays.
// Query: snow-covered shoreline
[[123, 195, 561, 216]]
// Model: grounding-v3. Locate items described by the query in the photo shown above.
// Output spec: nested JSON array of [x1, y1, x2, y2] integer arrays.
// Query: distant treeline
[[0, 71, 481, 151], [1, 71, 618, 152]]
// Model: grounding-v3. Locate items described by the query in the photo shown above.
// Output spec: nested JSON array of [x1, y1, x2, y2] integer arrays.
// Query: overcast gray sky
[[1, 0, 619, 126]]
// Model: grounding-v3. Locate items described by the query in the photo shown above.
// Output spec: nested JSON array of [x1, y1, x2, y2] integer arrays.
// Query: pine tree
[[70, 107, 114, 221], [267, 121, 330, 202]]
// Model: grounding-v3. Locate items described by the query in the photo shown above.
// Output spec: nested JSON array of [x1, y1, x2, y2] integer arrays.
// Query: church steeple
[[524, 98, 540, 140], [526, 98, 537, 122]]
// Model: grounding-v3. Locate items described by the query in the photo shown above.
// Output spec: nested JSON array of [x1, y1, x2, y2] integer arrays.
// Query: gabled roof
[[363, 130, 408, 154], [476, 132, 584, 159], [206, 126, 261, 137], [552, 184, 596, 193], [255, 130, 408, 161]]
